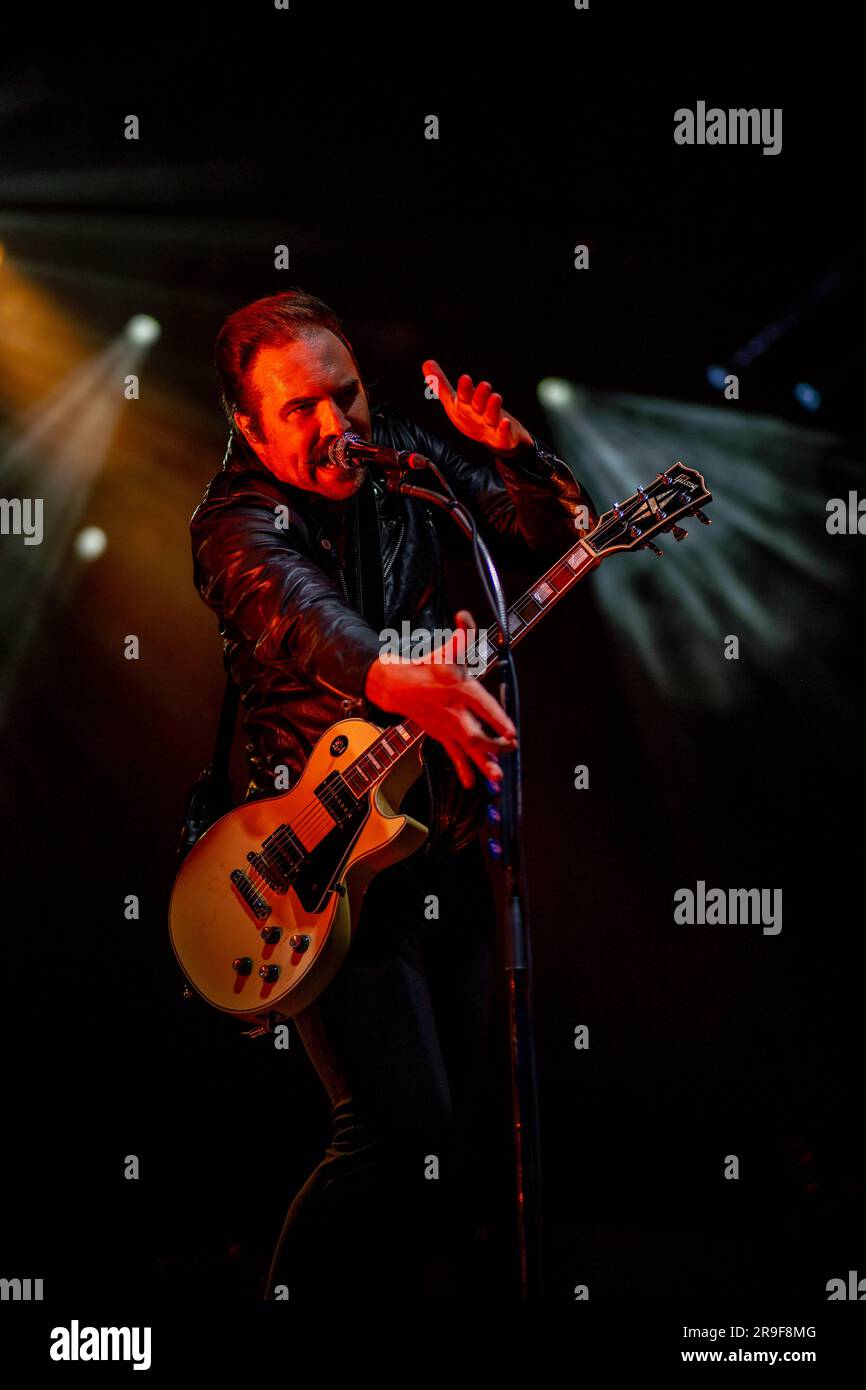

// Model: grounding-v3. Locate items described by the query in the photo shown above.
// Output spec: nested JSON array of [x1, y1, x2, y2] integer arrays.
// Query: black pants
[[264, 839, 497, 1301]]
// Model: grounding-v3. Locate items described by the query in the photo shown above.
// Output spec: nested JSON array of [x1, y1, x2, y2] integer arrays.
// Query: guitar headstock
[[583, 463, 713, 558]]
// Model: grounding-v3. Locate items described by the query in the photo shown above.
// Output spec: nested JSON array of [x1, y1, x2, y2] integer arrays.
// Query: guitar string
[[237, 499, 667, 897], [241, 726, 423, 893], [240, 614, 502, 882], [238, 557, 558, 893], [242, 712, 436, 894], [239, 547, 601, 894]]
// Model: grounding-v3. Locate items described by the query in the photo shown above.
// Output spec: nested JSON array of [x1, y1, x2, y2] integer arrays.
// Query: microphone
[[327, 431, 432, 472]]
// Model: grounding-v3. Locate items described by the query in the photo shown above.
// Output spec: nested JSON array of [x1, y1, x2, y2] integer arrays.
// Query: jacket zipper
[[425, 508, 442, 613], [353, 492, 364, 617], [382, 518, 405, 580], [329, 557, 365, 713]]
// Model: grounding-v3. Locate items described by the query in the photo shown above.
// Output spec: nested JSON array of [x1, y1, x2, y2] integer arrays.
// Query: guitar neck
[[338, 536, 601, 801], [464, 537, 600, 679]]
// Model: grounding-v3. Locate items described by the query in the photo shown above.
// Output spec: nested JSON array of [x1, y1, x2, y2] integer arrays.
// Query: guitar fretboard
[[340, 537, 599, 800]]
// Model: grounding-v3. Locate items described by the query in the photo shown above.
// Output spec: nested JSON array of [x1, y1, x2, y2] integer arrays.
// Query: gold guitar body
[[168, 719, 427, 1022]]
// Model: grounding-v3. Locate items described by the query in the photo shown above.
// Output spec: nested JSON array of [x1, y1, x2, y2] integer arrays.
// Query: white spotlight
[[125, 314, 161, 346], [74, 525, 108, 560], [538, 377, 576, 409]]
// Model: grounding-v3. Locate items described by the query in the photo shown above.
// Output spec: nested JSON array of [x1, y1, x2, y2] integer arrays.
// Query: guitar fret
[[381, 731, 403, 756], [548, 561, 575, 591], [532, 580, 554, 605], [510, 553, 585, 630], [516, 595, 542, 623]]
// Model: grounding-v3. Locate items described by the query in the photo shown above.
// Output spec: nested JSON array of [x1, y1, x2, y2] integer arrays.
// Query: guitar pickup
[[229, 868, 272, 921], [262, 824, 305, 877], [315, 771, 360, 828]]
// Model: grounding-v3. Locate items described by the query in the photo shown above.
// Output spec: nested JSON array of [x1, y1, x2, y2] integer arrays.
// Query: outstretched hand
[[364, 608, 518, 789]]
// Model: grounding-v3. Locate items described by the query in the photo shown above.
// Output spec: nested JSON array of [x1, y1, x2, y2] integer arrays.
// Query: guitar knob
[[694, 509, 712, 525], [232, 957, 253, 976], [288, 934, 311, 954], [642, 541, 664, 557], [258, 964, 281, 982], [672, 525, 688, 541], [261, 927, 282, 945]]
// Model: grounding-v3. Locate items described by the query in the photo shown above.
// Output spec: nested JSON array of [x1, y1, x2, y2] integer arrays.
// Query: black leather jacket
[[190, 401, 597, 859]]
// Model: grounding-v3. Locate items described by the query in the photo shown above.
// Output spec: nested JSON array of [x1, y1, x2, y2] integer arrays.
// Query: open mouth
[[314, 457, 362, 474]]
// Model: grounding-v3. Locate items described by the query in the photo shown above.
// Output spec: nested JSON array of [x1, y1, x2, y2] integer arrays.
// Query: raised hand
[[422, 359, 534, 458]]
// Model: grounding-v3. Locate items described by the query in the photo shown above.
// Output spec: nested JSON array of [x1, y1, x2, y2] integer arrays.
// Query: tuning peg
[[672, 525, 688, 541], [693, 509, 712, 525], [641, 540, 664, 557]]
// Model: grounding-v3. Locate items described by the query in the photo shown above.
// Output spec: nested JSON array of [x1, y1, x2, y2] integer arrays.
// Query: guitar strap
[[175, 651, 238, 867], [176, 469, 385, 864]]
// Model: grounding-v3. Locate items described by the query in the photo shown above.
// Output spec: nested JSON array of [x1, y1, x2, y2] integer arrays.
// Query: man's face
[[234, 328, 371, 501]]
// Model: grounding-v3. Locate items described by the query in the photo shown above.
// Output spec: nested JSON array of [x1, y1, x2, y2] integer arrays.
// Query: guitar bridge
[[229, 868, 272, 921]]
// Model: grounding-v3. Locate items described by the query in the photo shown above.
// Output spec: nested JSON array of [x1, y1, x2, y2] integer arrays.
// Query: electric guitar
[[169, 463, 712, 1027]]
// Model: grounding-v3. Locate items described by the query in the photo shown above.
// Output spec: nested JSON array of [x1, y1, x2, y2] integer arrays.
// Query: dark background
[[1, 20, 863, 1301]]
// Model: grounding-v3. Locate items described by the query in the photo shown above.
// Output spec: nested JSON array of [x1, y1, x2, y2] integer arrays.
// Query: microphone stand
[[379, 457, 544, 1300]]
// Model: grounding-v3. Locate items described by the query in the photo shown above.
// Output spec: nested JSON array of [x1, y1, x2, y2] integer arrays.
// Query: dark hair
[[214, 288, 360, 441]]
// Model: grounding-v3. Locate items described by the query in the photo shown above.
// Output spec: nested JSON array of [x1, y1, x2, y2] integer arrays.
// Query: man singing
[[190, 288, 597, 1299]]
